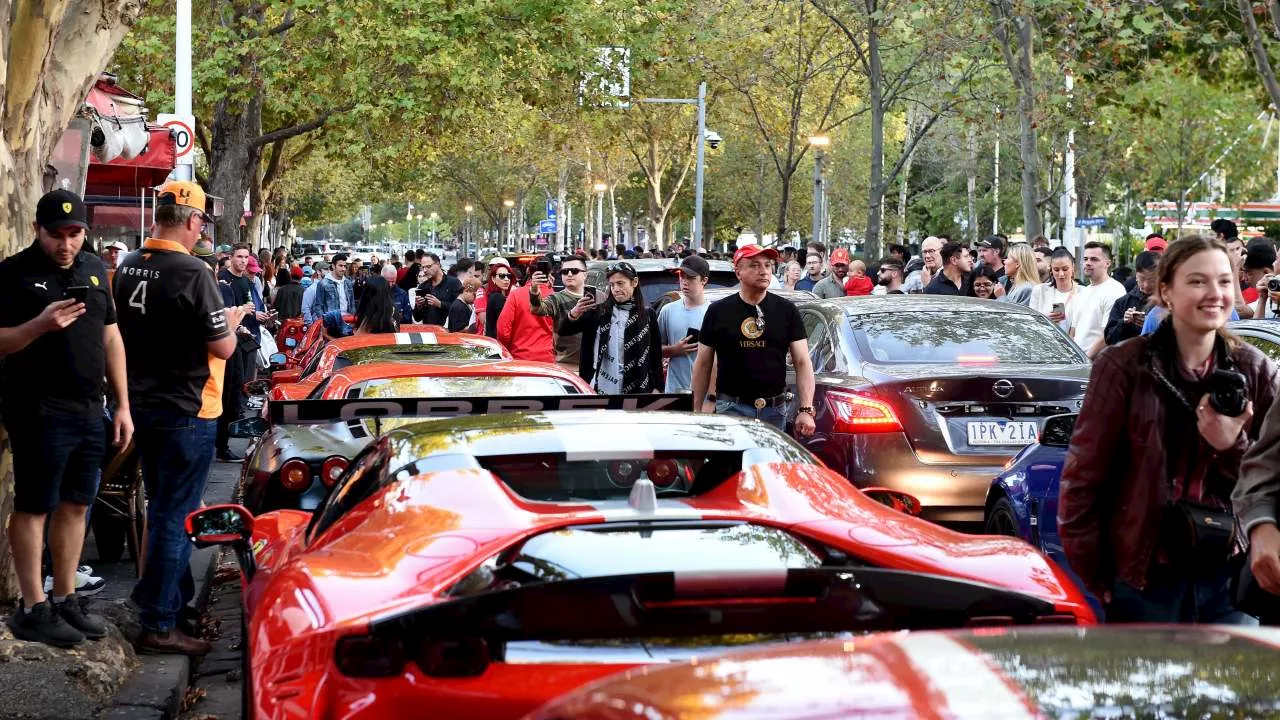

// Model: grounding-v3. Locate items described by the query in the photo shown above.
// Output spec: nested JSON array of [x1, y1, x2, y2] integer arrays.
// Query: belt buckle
[[753, 398, 767, 410]]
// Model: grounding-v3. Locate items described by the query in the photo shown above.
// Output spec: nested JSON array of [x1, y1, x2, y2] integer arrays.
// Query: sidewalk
[[0, 435, 250, 717]]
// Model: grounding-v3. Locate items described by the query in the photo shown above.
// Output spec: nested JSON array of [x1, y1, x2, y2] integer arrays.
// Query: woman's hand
[[1196, 395, 1253, 451], [1250, 523, 1280, 595]]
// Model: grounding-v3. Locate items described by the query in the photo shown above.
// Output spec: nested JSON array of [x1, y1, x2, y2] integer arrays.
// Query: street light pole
[[593, 181, 607, 251], [636, 81, 709, 250], [808, 136, 830, 247], [464, 205, 474, 256]]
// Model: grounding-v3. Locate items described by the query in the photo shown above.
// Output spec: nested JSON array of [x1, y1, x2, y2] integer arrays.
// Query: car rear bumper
[[824, 432, 1010, 524]]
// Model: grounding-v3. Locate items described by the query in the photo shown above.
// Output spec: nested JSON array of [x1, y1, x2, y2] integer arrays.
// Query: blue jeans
[[716, 399, 788, 431], [1108, 563, 1258, 625], [130, 409, 216, 633]]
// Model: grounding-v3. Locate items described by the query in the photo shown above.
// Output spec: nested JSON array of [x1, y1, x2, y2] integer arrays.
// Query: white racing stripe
[[1218, 625, 1280, 649], [892, 634, 1037, 719], [392, 332, 439, 346], [560, 419, 656, 461]]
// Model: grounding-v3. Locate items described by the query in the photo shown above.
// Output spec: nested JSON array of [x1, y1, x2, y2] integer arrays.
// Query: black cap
[[676, 254, 710, 278], [36, 189, 88, 232], [1246, 240, 1277, 271], [978, 235, 1005, 252]]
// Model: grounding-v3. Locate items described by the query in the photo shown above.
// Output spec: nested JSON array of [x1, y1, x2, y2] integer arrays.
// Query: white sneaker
[[42, 569, 106, 597]]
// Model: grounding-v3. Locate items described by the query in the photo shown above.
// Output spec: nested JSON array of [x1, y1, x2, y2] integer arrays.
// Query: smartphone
[[533, 260, 553, 276], [1051, 302, 1065, 315], [66, 285, 89, 304], [687, 328, 701, 344], [582, 286, 598, 304]]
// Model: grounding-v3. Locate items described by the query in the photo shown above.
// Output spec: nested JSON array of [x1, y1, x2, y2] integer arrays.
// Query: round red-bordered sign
[[162, 118, 195, 158]]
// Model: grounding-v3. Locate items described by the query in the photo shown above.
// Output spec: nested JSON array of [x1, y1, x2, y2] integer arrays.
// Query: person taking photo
[[559, 261, 663, 392]]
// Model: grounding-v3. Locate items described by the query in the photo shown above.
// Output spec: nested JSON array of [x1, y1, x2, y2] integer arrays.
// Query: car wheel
[[984, 497, 1020, 537]]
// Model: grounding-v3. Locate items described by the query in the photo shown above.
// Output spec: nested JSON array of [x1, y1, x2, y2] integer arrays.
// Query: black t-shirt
[[218, 269, 260, 334], [415, 275, 463, 326], [0, 243, 115, 409], [485, 292, 507, 338], [113, 238, 232, 418], [446, 298, 474, 332], [923, 272, 966, 296], [701, 292, 805, 398]]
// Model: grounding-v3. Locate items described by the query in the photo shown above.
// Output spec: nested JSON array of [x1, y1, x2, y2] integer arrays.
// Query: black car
[[791, 295, 1091, 525], [586, 258, 737, 310]]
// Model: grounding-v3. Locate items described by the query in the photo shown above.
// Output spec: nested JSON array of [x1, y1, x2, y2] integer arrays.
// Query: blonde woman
[[1030, 248, 1079, 330], [1001, 244, 1041, 306], [782, 260, 802, 290]]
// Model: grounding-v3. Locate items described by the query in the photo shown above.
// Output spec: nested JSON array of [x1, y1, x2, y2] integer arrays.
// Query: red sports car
[[191, 401, 1094, 720], [234, 361, 592, 513], [528, 626, 1280, 719]]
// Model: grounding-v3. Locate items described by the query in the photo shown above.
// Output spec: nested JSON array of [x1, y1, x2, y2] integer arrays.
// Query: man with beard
[[875, 258, 906, 294], [924, 242, 972, 296], [812, 247, 850, 299]]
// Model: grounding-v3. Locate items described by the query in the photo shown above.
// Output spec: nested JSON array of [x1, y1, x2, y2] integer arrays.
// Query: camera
[[1268, 277, 1280, 293], [704, 130, 722, 150], [1207, 368, 1249, 417]]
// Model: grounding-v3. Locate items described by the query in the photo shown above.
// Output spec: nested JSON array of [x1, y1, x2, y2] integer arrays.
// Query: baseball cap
[[1144, 236, 1167, 252], [155, 180, 211, 221], [247, 256, 262, 274], [732, 244, 780, 264], [978, 235, 1005, 252], [675, 254, 710, 278], [1246, 240, 1277, 270], [486, 256, 511, 268], [301, 265, 314, 276], [36, 189, 89, 232], [829, 248, 851, 266], [313, 260, 330, 272], [215, 244, 233, 254], [291, 265, 304, 279], [105, 241, 128, 252]]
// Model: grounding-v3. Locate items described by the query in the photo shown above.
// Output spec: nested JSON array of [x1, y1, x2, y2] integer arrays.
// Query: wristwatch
[[798, 405, 816, 416]]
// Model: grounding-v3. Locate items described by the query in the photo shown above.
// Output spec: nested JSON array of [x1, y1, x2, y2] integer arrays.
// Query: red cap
[[733, 244, 780, 264], [291, 265, 303, 280], [1144, 237, 1167, 252], [830, 248, 851, 265]]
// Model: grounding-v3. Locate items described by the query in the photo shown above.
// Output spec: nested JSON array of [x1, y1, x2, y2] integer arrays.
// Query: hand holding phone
[[65, 286, 89, 304]]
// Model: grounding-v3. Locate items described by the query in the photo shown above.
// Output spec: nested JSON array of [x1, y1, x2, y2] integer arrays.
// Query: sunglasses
[[560, 268, 584, 276], [495, 273, 511, 280], [606, 262, 636, 276], [753, 301, 766, 331]]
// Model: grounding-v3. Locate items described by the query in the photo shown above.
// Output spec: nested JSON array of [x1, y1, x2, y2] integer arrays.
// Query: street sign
[[538, 219, 557, 234], [157, 113, 196, 166], [546, 199, 557, 220], [1075, 216, 1106, 228]]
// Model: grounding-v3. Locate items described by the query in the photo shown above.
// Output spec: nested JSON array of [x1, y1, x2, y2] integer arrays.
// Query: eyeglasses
[[560, 268, 583, 276], [753, 301, 765, 331]]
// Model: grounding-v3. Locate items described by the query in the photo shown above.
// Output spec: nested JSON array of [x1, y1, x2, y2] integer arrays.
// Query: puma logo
[[33, 282, 47, 291]]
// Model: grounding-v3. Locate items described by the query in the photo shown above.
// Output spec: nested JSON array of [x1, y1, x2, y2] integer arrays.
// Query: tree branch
[[251, 103, 354, 149], [1241, 0, 1280, 113]]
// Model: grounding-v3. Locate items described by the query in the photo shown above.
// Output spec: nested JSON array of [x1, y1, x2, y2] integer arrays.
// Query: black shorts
[[4, 402, 104, 514]]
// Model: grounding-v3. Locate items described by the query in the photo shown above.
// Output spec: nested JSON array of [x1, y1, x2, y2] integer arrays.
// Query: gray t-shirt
[[658, 298, 710, 392], [593, 305, 629, 393]]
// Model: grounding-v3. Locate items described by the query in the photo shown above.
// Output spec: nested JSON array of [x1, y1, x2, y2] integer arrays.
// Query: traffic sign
[[538, 219, 557, 234], [546, 199, 557, 220], [1075, 216, 1106, 228], [157, 113, 196, 166]]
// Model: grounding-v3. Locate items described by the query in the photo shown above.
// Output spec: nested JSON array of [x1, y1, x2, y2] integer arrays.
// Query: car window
[[847, 310, 1084, 364], [347, 375, 580, 398], [308, 377, 332, 399], [301, 347, 328, 377], [307, 441, 389, 543], [1241, 334, 1280, 363], [802, 312, 835, 372]]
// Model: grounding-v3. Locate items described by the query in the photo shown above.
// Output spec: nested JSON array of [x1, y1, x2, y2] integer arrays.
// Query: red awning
[[86, 126, 176, 196]]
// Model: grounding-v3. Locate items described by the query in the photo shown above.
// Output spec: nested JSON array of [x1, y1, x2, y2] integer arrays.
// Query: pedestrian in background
[[271, 267, 303, 320], [1067, 241, 1127, 358], [446, 278, 481, 333], [480, 258, 512, 339], [691, 245, 816, 434], [528, 254, 588, 373], [311, 253, 353, 319], [1001, 244, 1040, 306], [1060, 236, 1277, 623], [561, 261, 663, 392], [812, 248, 849, 299], [658, 255, 712, 393], [215, 244, 265, 463], [0, 190, 130, 647], [114, 180, 246, 654], [924, 242, 971, 296], [782, 260, 802, 290], [353, 276, 397, 334], [1104, 250, 1159, 346], [497, 254, 555, 361], [413, 252, 461, 325]]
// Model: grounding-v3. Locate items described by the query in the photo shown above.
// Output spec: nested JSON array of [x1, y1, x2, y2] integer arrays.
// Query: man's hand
[[425, 293, 442, 308], [1196, 395, 1252, 451], [676, 334, 697, 355], [112, 407, 134, 449], [992, 283, 1006, 299], [794, 411, 816, 437], [255, 310, 271, 323], [225, 305, 248, 331], [529, 271, 549, 287], [1249, 523, 1280, 595], [1124, 308, 1144, 326], [36, 299, 85, 333], [568, 294, 594, 320], [920, 267, 933, 286]]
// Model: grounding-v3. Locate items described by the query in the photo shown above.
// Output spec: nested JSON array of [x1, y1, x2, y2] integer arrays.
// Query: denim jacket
[[311, 275, 354, 319]]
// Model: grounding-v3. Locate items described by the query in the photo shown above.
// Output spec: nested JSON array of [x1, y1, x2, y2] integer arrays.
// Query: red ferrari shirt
[[496, 283, 555, 362]]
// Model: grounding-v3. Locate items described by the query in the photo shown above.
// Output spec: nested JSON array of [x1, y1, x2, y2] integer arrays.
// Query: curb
[[98, 547, 223, 719]]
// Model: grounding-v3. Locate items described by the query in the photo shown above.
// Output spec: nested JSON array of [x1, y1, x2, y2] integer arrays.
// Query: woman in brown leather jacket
[[1060, 236, 1279, 623]]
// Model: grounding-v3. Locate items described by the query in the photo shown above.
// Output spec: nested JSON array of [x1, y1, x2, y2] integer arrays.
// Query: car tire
[[984, 497, 1020, 537]]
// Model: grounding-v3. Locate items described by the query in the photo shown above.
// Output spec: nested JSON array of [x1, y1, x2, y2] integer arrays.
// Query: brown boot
[[137, 628, 212, 655]]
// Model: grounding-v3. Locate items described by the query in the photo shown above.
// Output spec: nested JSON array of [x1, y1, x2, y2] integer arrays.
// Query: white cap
[[105, 241, 128, 252], [487, 256, 511, 267]]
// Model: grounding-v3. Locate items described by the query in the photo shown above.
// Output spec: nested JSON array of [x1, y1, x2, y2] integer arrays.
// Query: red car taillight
[[279, 459, 311, 491], [826, 390, 903, 434], [320, 456, 349, 487]]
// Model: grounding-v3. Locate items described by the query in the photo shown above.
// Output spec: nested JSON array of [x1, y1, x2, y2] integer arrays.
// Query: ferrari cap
[[732, 244, 779, 264], [36, 189, 89, 232], [829, 248, 851, 266], [155, 180, 211, 220]]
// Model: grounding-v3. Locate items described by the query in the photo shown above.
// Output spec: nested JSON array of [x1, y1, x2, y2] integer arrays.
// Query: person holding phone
[[658, 255, 712, 393], [0, 189, 132, 647], [529, 254, 589, 374], [1104, 250, 1159, 347], [560, 261, 663, 392], [1031, 247, 1079, 331]]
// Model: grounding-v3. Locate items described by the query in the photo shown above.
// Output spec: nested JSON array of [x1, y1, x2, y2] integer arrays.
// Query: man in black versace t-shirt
[[691, 245, 816, 435]]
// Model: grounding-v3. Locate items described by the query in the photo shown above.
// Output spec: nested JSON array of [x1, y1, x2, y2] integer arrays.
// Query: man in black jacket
[[560, 261, 663, 392], [1104, 250, 1158, 346]]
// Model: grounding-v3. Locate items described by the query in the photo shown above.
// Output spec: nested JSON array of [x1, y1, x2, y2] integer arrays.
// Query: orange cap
[[155, 180, 210, 220]]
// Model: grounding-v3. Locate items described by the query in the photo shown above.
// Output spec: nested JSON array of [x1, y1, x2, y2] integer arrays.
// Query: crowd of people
[[6, 184, 1280, 655]]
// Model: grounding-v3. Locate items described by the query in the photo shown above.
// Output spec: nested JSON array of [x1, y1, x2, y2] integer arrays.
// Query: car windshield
[[346, 375, 579, 398], [848, 310, 1083, 364]]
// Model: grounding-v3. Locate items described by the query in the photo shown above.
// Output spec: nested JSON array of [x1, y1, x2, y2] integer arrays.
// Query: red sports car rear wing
[[333, 567, 1070, 679], [267, 394, 694, 424]]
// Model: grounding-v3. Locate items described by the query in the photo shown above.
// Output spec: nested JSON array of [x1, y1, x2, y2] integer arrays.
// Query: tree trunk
[[207, 95, 263, 247], [896, 106, 919, 247], [989, 0, 1042, 238], [1240, 0, 1280, 115], [555, 148, 569, 252], [775, 171, 793, 244], [0, 0, 143, 603], [966, 124, 978, 244], [864, 16, 885, 259]]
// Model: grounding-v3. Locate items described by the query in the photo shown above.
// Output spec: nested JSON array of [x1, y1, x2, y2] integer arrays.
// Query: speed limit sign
[[157, 113, 196, 166]]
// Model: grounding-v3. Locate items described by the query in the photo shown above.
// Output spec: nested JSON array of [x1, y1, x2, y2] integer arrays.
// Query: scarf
[[595, 300, 653, 393]]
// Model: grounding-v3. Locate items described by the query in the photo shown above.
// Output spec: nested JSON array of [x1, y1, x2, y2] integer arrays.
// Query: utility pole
[[174, 0, 193, 181]]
